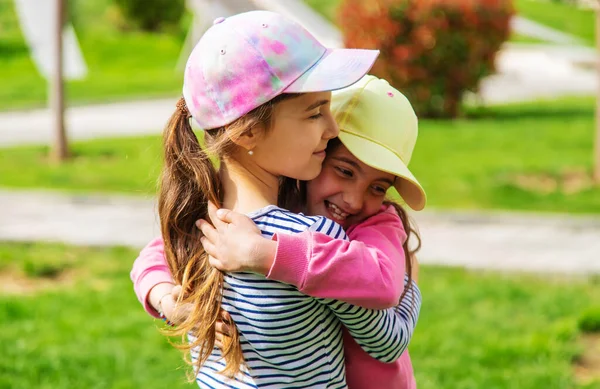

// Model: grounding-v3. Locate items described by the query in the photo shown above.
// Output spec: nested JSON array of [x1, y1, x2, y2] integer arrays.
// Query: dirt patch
[[510, 169, 595, 195], [574, 333, 600, 386], [0, 268, 78, 296], [513, 173, 558, 194]]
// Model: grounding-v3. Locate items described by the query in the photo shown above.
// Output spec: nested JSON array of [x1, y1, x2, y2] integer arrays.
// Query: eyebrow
[[332, 156, 395, 186], [305, 99, 329, 112]]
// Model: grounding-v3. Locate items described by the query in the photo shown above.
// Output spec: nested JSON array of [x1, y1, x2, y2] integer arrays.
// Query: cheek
[[363, 197, 385, 217], [308, 169, 341, 202]]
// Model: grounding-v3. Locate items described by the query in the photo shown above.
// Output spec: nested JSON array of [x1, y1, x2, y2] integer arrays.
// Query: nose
[[323, 112, 339, 140], [342, 190, 364, 214]]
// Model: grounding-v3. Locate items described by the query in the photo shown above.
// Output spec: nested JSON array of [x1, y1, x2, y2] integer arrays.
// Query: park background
[[1, 0, 600, 388]]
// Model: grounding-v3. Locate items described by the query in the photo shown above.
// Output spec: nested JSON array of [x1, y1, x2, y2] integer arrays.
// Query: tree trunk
[[50, 0, 69, 162]]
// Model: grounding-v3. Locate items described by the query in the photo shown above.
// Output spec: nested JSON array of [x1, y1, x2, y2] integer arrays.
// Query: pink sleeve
[[130, 237, 174, 318], [267, 205, 406, 309]]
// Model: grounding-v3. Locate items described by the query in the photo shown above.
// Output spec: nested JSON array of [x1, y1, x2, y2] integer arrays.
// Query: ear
[[226, 123, 264, 152]]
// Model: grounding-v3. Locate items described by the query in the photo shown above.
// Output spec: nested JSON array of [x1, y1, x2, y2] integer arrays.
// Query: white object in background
[[14, 0, 87, 80], [179, 0, 344, 68], [251, 0, 343, 48]]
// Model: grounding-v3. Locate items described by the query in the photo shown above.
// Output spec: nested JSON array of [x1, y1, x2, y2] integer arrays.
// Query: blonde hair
[[158, 95, 296, 377]]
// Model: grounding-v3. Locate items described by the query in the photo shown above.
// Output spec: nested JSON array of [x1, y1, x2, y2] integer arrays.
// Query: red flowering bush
[[338, 0, 514, 118]]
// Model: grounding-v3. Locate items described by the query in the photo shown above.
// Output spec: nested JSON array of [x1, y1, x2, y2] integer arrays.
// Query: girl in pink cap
[[142, 9, 420, 389], [134, 73, 424, 388]]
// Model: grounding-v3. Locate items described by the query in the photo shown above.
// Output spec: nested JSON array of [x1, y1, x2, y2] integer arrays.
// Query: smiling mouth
[[325, 200, 350, 222]]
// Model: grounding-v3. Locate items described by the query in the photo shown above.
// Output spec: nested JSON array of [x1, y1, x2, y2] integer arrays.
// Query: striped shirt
[[192, 205, 422, 388]]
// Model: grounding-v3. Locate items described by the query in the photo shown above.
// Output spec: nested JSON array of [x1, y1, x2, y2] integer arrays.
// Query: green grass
[[1, 241, 599, 388], [1, 97, 597, 214], [409, 97, 599, 214], [304, 0, 592, 45], [510, 32, 550, 44], [515, 0, 595, 46], [304, 0, 339, 22], [0, 135, 163, 195], [0, 242, 191, 389], [0, 0, 185, 110]]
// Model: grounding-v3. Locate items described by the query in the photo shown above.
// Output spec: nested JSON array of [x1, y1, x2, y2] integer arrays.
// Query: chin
[[310, 204, 327, 218], [297, 165, 322, 181]]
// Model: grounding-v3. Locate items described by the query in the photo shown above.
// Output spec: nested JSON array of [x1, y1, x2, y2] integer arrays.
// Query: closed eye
[[372, 185, 387, 195], [309, 112, 323, 120], [335, 166, 353, 178]]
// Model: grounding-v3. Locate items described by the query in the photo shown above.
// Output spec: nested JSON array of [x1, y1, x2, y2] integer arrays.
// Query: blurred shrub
[[338, 0, 514, 118], [113, 0, 185, 32], [579, 307, 600, 333]]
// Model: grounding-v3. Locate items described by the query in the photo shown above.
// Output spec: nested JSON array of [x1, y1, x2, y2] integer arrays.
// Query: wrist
[[148, 282, 175, 312], [254, 239, 277, 275]]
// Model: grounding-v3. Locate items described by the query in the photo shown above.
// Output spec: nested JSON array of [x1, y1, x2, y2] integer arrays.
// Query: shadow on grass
[[466, 98, 594, 121], [0, 41, 29, 57]]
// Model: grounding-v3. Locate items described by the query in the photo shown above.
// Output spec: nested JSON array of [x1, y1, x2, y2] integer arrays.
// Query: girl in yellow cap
[[133, 75, 425, 389]]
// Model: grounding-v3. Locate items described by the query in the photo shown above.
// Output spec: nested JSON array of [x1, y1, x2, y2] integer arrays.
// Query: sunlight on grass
[[1, 98, 596, 214], [1, 242, 599, 388], [515, 0, 595, 46]]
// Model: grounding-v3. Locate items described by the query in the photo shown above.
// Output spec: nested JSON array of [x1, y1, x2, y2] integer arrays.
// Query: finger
[[215, 321, 232, 337], [171, 284, 183, 300], [208, 202, 228, 230], [171, 302, 193, 324], [215, 207, 248, 227], [200, 237, 218, 258], [208, 254, 226, 271], [220, 309, 233, 324], [196, 219, 219, 243]]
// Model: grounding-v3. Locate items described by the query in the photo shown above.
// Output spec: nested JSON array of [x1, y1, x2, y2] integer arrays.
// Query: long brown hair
[[158, 95, 296, 377]]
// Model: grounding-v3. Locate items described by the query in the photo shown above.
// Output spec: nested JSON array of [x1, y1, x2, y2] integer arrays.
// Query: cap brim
[[283, 48, 379, 93], [338, 131, 427, 211]]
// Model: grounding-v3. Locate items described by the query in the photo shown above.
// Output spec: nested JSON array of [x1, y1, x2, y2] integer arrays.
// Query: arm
[[197, 206, 421, 363], [130, 237, 175, 318], [307, 216, 421, 363], [268, 205, 407, 309]]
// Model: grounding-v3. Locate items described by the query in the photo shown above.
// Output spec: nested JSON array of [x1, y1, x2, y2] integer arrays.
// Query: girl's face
[[252, 92, 338, 181], [306, 143, 396, 229]]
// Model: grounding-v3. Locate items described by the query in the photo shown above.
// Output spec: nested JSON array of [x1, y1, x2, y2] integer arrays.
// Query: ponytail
[[158, 98, 244, 378]]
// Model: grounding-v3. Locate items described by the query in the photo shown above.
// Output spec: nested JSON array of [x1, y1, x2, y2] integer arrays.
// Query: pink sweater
[[131, 205, 417, 389]]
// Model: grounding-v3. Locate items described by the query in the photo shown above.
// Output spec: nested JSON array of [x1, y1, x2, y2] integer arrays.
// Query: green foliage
[[113, 0, 186, 32], [338, 0, 514, 118]]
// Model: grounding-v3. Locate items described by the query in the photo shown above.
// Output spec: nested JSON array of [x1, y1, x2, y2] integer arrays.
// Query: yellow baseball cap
[[331, 75, 427, 211]]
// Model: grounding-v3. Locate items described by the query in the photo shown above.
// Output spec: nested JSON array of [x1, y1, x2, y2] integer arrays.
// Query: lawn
[[1, 0, 590, 111], [304, 0, 591, 45], [0, 241, 598, 388], [0, 0, 185, 111], [515, 0, 595, 46], [1, 97, 597, 214], [0, 135, 164, 195]]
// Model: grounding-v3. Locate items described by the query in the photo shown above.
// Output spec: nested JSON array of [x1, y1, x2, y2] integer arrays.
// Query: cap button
[[213, 17, 225, 25]]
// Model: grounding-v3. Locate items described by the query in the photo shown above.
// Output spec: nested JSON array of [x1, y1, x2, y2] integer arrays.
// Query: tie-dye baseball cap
[[183, 10, 379, 130]]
